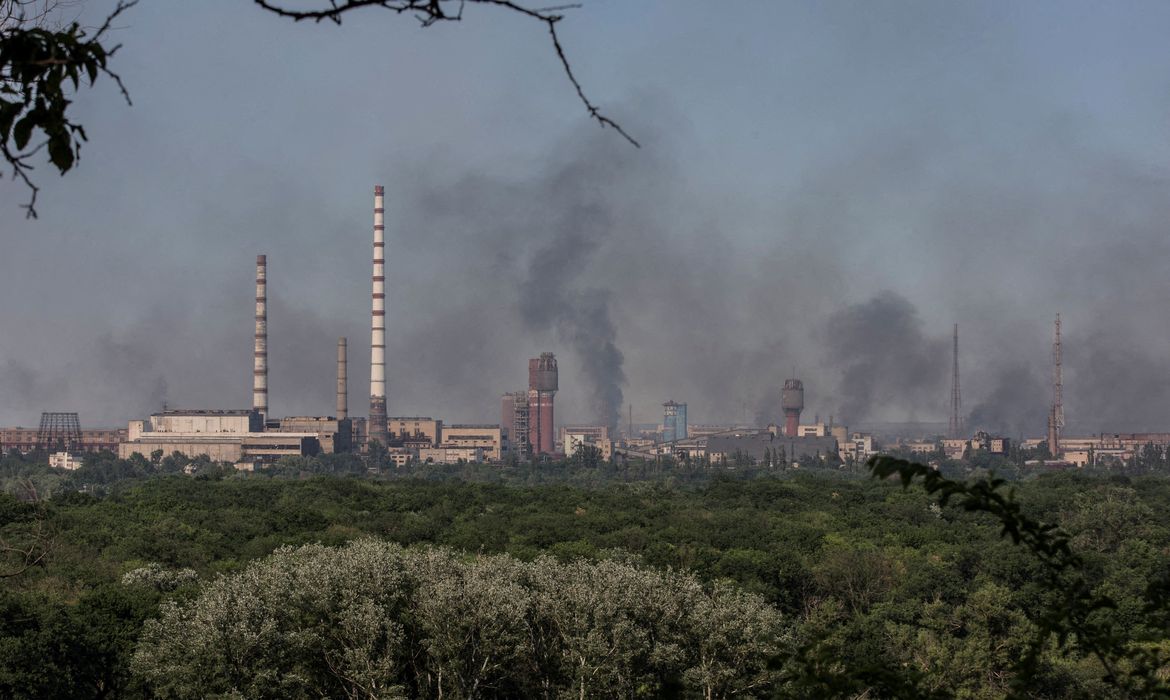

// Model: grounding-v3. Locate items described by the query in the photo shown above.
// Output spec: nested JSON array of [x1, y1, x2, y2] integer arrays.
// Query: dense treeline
[[3, 452, 1170, 697]]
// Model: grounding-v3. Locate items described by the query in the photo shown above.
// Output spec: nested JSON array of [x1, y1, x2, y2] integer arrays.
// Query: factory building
[[797, 422, 828, 437], [971, 431, 1010, 455], [387, 417, 442, 448], [838, 433, 877, 463], [150, 410, 263, 434], [684, 425, 737, 439], [0, 425, 127, 454], [662, 401, 687, 443], [500, 392, 530, 460], [942, 438, 968, 459], [118, 409, 319, 467], [386, 448, 412, 467], [419, 446, 486, 464], [940, 432, 1011, 460], [350, 417, 368, 453], [706, 431, 838, 466], [440, 424, 507, 461], [273, 416, 352, 454], [563, 431, 614, 460], [558, 425, 609, 448], [899, 440, 940, 455]]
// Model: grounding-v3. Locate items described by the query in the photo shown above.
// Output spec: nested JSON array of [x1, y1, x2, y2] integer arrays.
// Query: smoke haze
[[2, 2, 1170, 437]]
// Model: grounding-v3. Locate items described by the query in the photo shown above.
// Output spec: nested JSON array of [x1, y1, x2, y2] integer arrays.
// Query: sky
[[2, 0, 1170, 436]]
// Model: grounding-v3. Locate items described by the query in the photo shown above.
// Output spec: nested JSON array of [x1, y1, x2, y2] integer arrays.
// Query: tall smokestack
[[781, 377, 804, 437], [336, 337, 348, 420], [949, 323, 963, 438], [253, 254, 268, 420], [368, 186, 389, 446], [1047, 313, 1063, 457]]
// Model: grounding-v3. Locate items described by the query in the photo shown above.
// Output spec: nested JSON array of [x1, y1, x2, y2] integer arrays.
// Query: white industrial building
[[118, 409, 319, 468]]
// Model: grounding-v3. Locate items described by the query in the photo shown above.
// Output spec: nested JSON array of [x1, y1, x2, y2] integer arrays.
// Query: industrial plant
[[1, 188, 1164, 473]]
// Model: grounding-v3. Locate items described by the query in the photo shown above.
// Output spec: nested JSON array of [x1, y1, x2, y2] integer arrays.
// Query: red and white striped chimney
[[368, 186, 389, 446], [253, 254, 268, 419], [337, 336, 348, 420]]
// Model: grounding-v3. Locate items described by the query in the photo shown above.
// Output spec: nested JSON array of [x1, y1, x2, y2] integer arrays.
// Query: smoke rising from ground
[[517, 199, 625, 431], [823, 292, 948, 426], [967, 364, 1048, 438]]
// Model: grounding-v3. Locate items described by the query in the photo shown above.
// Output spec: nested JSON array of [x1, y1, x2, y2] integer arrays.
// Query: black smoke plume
[[824, 292, 948, 425], [967, 364, 1047, 437]]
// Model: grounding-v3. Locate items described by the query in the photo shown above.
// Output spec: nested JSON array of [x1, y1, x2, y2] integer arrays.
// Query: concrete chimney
[[253, 254, 268, 419], [336, 336, 348, 420], [781, 378, 804, 438], [368, 186, 389, 446], [527, 352, 558, 455]]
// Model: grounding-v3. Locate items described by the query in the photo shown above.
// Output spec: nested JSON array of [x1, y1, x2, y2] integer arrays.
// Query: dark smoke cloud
[[1066, 332, 1170, 434], [516, 199, 624, 430], [823, 291, 948, 425], [0, 360, 56, 413], [88, 333, 170, 418], [967, 364, 1047, 438], [385, 126, 830, 430]]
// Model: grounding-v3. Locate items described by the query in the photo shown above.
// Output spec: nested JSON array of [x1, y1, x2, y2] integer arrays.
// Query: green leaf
[[47, 135, 75, 172], [13, 114, 35, 150], [0, 102, 19, 136]]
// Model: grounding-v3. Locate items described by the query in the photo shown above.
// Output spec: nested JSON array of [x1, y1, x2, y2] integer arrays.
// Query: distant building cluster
[[5, 191, 1125, 475]]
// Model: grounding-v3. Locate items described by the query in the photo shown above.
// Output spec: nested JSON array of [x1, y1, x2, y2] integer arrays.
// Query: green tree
[[134, 540, 412, 699], [1, 0, 136, 216]]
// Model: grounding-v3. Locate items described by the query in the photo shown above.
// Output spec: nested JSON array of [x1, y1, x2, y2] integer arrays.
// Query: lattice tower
[[949, 323, 963, 438], [37, 412, 82, 452]]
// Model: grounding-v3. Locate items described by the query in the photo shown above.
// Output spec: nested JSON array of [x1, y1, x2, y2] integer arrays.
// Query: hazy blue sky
[[2, 1, 1170, 435]]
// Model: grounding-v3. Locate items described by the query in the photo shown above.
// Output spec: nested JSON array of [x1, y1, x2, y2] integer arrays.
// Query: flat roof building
[[387, 417, 442, 447], [441, 424, 507, 461], [274, 416, 352, 454], [118, 409, 318, 468]]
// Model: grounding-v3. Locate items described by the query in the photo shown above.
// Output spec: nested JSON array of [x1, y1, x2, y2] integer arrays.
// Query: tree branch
[[253, 0, 639, 147], [1, 0, 138, 217]]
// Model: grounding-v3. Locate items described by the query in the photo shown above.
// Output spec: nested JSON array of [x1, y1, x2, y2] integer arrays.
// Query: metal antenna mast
[[949, 323, 963, 438]]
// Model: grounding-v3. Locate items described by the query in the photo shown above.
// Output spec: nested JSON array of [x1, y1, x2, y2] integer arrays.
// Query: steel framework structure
[[36, 412, 82, 452]]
